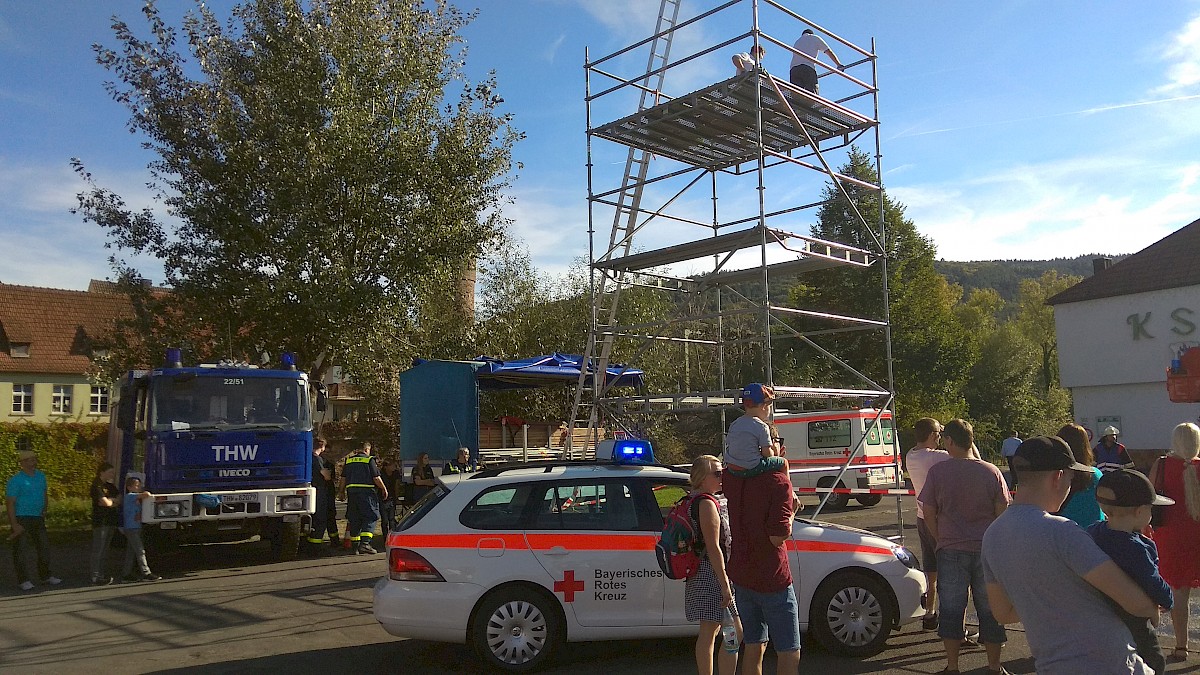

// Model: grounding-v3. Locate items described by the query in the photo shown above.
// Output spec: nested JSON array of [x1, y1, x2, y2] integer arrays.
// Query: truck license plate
[[221, 494, 257, 503]]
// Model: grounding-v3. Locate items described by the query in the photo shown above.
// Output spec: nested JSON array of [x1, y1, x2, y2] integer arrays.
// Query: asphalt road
[[1, 497, 1198, 674]]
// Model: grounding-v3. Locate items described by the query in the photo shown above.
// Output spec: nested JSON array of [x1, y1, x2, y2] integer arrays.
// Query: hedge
[[0, 421, 108, 502]]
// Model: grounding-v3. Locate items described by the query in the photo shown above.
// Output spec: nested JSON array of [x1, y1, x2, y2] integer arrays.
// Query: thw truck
[[106, 349, 321, 560]]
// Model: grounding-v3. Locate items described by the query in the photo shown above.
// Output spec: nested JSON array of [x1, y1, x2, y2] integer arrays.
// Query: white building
[[1048, 218, 1200, 455]]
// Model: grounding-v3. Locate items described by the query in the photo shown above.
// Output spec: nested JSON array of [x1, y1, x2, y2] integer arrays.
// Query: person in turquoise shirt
[[1055, 424, 1106, 529], [6, 450, 60, 591]]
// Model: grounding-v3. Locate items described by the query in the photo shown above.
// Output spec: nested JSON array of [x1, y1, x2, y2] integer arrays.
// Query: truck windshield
[[150, 375, 311, 432]]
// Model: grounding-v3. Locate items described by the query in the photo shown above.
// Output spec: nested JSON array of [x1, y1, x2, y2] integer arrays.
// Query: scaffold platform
[[590, 71, 876, 170]]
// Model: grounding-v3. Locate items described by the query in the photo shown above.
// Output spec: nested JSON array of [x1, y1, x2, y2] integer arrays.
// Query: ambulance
[[774, 408, 900, 508]]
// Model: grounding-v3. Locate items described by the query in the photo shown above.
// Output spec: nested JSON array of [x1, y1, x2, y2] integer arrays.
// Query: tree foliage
[[73, 0, 520, 421], [782, 148, 972, 430]]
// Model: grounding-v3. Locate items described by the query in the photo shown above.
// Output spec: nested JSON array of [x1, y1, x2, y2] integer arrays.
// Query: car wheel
[[817, 477, 850, 509], [855, 494, 882, 507], [471, 585, 564, 672], [809, 571, 896, 657]]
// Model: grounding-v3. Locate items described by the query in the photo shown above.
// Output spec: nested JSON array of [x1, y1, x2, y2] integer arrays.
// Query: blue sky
[[2, 0, 1200, 290]]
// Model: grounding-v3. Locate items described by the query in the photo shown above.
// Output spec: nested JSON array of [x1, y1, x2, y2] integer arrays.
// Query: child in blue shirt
[[724, 383, 788, 478], [120, 476, 161, 582], [1088, 469, 1175, 675]]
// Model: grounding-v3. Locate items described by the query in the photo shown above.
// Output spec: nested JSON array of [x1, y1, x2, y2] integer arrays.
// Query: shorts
[[916, 517, 937, 573], [733, 584, 801, 652], [789, 64, 818, 94]]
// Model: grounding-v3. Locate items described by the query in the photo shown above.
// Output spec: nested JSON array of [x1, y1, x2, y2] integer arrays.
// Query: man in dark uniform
[[378, 458, 404, 539], [341, 441, 387, 555], [442, 446, 478, 475], [304, 437, 339, 555]]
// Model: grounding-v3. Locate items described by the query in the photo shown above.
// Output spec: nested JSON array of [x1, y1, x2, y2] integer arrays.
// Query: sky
[[2, 0, 1200, 290]]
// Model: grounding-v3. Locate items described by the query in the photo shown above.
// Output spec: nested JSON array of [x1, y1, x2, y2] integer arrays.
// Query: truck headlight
[[155, 502, 183, 518], [279, 495, 305, 512]]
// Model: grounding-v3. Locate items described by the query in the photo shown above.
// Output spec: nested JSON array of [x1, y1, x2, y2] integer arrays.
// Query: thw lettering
[[212, 445, 259, 461]]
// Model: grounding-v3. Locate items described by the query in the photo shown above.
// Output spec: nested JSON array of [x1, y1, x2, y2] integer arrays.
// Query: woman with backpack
[[686, 454, 742, 675]]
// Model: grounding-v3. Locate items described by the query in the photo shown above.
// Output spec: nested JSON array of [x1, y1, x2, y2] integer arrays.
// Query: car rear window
[[460, 483, 539, 530], [396, 484, 448, 532]]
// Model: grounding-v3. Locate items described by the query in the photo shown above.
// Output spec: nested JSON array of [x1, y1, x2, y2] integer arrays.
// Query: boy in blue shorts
[[724, 383, 787, 478], [1088, 469, 1174, 675]]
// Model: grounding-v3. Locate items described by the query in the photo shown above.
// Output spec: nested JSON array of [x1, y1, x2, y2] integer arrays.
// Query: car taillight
[[389, 548, 445, 582]]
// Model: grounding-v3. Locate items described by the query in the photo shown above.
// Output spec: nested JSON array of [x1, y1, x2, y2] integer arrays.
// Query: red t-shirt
[[724, 469, 794, 593]]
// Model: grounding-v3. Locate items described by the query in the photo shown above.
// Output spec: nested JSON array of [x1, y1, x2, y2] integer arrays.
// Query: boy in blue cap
[[724, 383, 787, 478]]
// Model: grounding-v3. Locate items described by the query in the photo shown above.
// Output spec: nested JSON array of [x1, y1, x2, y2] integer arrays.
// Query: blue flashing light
[[281, 352, 296, 369], [165, 347, 182, 367], [612, 439, 655, 465]]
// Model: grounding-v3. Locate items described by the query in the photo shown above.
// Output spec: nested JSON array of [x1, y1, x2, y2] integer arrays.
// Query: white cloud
[[894, 159, 1200, 262], [0, 158, 165, 289], [1156, 13, 1200, 95], [543, 34, 566, 63]]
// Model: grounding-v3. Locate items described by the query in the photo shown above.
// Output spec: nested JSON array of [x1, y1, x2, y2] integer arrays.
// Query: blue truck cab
[[106, 353, 318, 560]]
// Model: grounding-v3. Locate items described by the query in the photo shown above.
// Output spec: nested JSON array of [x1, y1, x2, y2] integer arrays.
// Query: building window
[[10, 343, 30, 358], [52, 385, 73, 415], [12, 384, 33, 414], [90, 386, 110, 415]]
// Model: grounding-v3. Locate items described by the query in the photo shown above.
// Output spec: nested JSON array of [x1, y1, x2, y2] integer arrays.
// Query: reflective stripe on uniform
[[345, 456, 371, 464], [359, 532, 372, 540], [306, 537, 325, 544], [346, 484, 375, 489]]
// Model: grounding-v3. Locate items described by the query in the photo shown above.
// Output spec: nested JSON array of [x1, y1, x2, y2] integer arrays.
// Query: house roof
[[1047, 217, 1200, 305], [0, 282, 132, 375]]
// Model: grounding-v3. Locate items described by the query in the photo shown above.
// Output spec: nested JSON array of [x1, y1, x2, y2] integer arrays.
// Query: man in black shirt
[[304, 438, 339, 555]]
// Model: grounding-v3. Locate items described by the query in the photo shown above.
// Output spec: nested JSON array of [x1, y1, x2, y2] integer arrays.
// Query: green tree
[[783, 148, 972, 430], [73, 0, 520, 421]]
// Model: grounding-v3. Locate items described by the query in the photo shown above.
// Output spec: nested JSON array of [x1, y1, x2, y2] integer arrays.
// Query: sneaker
[[91, 576, 114, 586], [43, 576, 62, 586], [358, 544, 378, 555], [139, 573, 162, 582], [18, 581, 34, 591]]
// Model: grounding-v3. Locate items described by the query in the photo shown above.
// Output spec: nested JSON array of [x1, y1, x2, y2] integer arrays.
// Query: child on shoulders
[[723, 383, 788, 479]]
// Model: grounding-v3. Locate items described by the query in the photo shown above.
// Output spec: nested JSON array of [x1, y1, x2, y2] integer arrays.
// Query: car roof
[[446, 461, 689, 488]]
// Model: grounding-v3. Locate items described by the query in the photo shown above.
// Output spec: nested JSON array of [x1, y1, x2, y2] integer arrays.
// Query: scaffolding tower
[[575, 0, 899, 524]]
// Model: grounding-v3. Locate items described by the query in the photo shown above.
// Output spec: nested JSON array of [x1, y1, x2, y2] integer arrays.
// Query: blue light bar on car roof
[[611, 439, 654, 465]]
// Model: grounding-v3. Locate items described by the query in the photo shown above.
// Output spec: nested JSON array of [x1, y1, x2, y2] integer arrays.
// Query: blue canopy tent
[[398, 354, 644, 462]]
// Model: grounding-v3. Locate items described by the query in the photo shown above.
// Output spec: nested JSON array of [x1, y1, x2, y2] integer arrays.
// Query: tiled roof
[[1047, 217, 1200, 305], [0, 282, 132, 375]]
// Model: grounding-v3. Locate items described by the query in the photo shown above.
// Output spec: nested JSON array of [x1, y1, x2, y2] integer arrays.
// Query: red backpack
[[655, 493, 718, 580]]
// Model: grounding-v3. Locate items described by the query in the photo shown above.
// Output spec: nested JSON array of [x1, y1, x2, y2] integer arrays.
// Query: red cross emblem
[[554, 570, 585, 603]]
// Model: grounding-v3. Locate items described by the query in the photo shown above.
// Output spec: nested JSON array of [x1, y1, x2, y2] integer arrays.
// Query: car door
[[647, 477, 692, 626], [525, 477, 664, 627]]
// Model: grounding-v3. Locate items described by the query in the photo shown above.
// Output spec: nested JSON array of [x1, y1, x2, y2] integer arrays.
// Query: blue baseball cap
[[741, 383, 775, 406]]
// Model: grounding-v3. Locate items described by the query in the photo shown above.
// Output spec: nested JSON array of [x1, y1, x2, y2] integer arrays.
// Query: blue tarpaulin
[[471, 353, 645, 390], [399, 354, 644, 461]]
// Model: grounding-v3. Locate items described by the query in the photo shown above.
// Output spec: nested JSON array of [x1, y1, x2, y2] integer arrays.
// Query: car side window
[[643, 479, 689, 528], [529, 480, 640, 531], [459, 484, 537, 530]]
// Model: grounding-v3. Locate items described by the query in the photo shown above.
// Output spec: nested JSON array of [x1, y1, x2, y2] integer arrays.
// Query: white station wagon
[[374, 443, 925, 672]]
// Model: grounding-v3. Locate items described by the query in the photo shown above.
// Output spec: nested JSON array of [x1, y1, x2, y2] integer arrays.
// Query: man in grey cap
[[6, 450, 61, 591], [982, 436, 1158, 675]]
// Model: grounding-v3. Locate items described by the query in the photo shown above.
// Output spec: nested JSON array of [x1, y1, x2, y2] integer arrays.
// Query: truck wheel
[[471, 585, 564, 672], [817, 477, 850, 509], [856, 494, 883, 507], [809, 571, 896, 657], [269, 520, 301, 562]]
